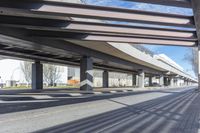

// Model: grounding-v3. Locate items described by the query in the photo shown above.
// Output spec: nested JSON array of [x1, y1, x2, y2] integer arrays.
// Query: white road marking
[[0, 100, 57, 103], [68, 93, 82, 96], [31, 95, 53, 99], [110, 91, 117, 93], [93, 92, 103, 95]]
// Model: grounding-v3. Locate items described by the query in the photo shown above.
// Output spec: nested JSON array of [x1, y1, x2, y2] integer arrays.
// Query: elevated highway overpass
[[0, 0, 198, 90]]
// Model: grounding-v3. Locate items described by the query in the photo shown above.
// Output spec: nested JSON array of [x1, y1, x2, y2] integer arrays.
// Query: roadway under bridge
[[0, 0, 198, 91], [1, 0, 200, 133]]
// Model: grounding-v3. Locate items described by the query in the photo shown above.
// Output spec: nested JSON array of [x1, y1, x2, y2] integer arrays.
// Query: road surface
[[0, 86, 199, 133]]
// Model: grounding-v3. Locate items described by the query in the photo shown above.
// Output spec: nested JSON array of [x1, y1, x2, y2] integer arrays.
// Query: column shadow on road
[[35, 89, 200, 133]]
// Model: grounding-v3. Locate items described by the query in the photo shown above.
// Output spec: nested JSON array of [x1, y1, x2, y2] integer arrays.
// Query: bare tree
[[20, 62, 62, 87], [20, 61, 32, 84], [43, 64, 62, 86], [184, 47, 198, 77]]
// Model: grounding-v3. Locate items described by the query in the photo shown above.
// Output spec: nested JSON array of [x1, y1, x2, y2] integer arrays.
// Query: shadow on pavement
[[0, 87, 195, 114], [36, 89, 200, 133]]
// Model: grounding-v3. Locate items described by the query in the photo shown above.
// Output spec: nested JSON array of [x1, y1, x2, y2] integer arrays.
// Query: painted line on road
[[0, 99, 57, 103], [31, 95, 53, 99], [110, 91, 117, 93], [93, 92, 103, 95], [67, 93, 83, 97]]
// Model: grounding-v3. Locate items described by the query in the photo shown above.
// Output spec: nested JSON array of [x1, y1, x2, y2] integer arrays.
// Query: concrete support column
[[132, 74, 137, 86], [138, 70, 145, 88], [170, 77, 174, 87], [184, 79, 187, 86], [159, 75, 164, 86], [149, 76, 153, 86], [32, 61, 43, 90], [80, 56, 93, 91], [103, 70, 109, 88], [175, 79, 178, 86], [174, 78, 177, 86], [164, 77, 168, 86]]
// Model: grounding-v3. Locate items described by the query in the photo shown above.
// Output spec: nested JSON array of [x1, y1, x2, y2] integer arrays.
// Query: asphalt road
[[0, 86, 199, 133]]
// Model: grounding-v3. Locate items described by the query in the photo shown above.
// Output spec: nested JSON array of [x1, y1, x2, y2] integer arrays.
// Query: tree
[[20, 61, 32, 84], [43, 64, 62, 86], [20, 62, 63, 87], [184, 47, 198, 77]]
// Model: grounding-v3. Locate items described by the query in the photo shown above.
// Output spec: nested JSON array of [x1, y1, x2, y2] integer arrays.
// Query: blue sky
[[84, 0, 196, 77]]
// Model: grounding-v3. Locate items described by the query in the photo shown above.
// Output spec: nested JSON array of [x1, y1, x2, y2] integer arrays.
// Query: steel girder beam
[[0, 27, 162, 74], [1, 24, 196, 46], [0, 1, 194, 28], [29, 29, 197, 46], [0, 1, 197, 46], [0, 15, 196, 40], [191, 0, 200, 89], [123, 0, 191, 8], [0, 22, 195, 46], [0, 48, 139, 74], [0, 47, 80, 66]]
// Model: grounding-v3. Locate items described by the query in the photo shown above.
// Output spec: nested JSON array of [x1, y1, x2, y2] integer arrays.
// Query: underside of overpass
[[0, 0, 198, 91]]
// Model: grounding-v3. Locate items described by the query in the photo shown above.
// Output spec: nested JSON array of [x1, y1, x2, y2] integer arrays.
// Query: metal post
[[32, 61, 43, 90], [80, 56, 93, 91]]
